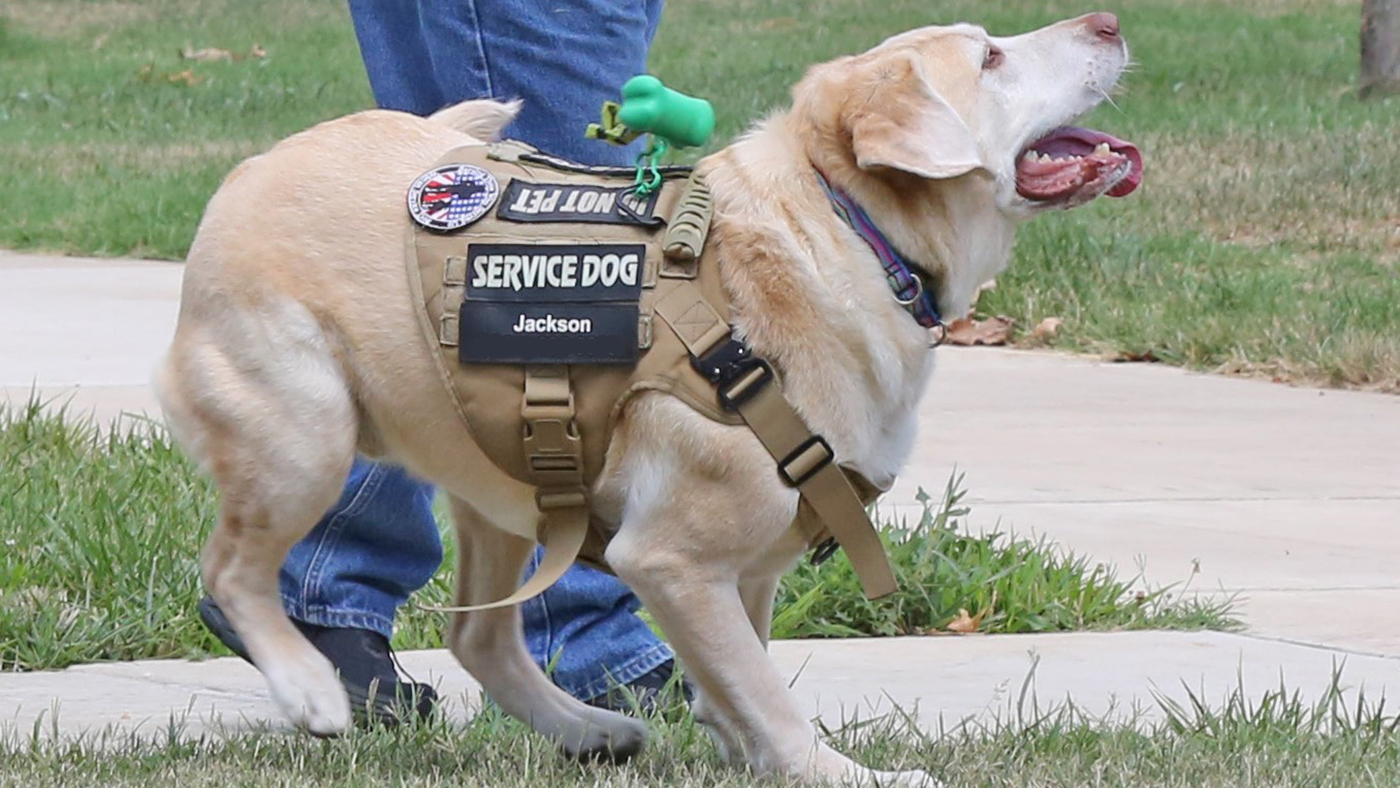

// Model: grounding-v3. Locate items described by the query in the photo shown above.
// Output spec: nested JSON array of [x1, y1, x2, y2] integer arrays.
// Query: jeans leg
[[520, 553, 674, 700], [418, 0, 674, 693], [346, 0, 447, 114], [280, 3, 450, 644], [420, 0, 665, 162], [295, 0, 673, 696], [280, 460, 443, 638]]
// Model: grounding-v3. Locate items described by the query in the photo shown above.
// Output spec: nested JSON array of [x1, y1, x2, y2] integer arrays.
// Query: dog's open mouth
[[1016, 127, 1142, 203]]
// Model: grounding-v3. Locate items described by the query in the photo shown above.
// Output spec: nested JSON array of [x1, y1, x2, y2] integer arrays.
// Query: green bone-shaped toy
[[614, 75, 715, 149], [584, 76, 715, 195]]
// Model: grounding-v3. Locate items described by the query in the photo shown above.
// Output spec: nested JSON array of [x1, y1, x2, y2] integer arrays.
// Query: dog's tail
[[428, 99, 522, 142]]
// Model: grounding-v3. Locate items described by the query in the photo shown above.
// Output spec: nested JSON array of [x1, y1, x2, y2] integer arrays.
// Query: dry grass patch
[[2, 140, 269, 179], [1135, 127, 1400, 263], [3, 0, 347, 41], [1214, 331, 1400, 392], [3, 1, 154, 37]]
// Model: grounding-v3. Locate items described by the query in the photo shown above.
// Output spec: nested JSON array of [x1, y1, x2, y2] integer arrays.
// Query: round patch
[[406, 164, 500, 231]]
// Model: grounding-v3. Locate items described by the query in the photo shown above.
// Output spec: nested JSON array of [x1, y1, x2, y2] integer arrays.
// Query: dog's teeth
[[1023, 151, 1038, 162], [1094, 142, 1111, 155]]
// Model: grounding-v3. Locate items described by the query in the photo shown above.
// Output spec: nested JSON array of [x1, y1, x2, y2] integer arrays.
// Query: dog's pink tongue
[[1016, 127, 1142, 201]]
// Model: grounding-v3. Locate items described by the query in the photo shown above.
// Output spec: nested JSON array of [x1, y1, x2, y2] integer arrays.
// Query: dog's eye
[[983, 45, 1005, 70]]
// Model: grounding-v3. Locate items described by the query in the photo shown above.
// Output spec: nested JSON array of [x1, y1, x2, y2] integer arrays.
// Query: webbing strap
[[418, 365, 592, 612], [653, 281, 898, 599]]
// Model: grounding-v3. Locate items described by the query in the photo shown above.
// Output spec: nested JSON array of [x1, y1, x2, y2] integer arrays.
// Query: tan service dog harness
[[406, 142, 897, 610]]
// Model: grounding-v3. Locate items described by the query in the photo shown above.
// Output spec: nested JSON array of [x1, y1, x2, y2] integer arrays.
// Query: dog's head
[[791, 13, 1141, 312], [799, 12, 1140, 213]]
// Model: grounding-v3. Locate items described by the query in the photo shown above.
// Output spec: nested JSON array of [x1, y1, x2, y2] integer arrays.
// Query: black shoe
[[582, 659, 693, 717], [197, 597, 437, 726]]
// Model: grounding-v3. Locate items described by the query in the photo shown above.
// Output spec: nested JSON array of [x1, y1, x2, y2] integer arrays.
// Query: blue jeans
[[278, 0, 671, 701]]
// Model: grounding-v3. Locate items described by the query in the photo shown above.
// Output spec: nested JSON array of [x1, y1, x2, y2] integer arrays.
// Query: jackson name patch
[[458, 302, 639, 364], [497, 180, 660, 226], [465, 243, 645, 302]]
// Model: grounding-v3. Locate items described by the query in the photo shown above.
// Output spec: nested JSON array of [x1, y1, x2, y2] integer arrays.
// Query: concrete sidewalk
[[3, 251, 1398, 742], [0, 251, 183, 425], [7, 634, 1399, 743]]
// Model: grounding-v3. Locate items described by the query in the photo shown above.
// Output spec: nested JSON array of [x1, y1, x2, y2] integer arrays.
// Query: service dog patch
[[459, 243, 645, 364], [497, 180, 660, 226], [407, 164, 500, 231]]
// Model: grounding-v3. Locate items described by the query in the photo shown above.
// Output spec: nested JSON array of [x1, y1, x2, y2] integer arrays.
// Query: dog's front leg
[[609, 510, 929, 785], [692, 571, 783, 765]]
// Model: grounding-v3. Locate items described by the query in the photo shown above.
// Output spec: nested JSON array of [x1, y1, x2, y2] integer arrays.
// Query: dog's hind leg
[[158, 296, 358, 736], [445, 496, 647, 762]]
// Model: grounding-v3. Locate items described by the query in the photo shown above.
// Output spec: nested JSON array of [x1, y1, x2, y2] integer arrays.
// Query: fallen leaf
[[1032, 316, 1064, 341], [944, 315, 1014, 346], [180, 46, 233, 62], [166, 69, 204, 87], [1111, 349, 1160, 363], [944, 607, 985, 634]]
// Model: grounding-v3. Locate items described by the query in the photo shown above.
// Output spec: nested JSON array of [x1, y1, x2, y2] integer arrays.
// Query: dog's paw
[[871, 768, 942, 788], [263, 652, 352, 736], [802, 749, 941, 788], [561, 707, 648, 763]]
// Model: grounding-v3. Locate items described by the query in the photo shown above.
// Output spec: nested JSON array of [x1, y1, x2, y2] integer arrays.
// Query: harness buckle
[[535, 487, 588, 511], [777, 434, 834, 487], [810, 537, 840, 566], [693, 335, 774, 411]]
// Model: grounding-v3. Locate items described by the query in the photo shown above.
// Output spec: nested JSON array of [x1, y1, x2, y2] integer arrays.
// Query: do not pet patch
[[407, 164, 500, 231], [497, 180, 660, 226]]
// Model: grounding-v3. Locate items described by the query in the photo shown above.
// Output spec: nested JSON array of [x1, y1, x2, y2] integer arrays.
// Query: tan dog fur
[[157, 14, 1132, 785]]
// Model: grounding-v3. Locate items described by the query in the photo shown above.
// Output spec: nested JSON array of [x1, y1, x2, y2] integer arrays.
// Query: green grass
[[0, 402, 1232, 672], [4, 672, 1399, 787], [3, 0, 1399, 389], [770, 478, 1227, 639]]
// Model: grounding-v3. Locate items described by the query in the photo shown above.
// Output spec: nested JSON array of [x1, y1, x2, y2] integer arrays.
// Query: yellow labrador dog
[[158, 12, 1140, 785]]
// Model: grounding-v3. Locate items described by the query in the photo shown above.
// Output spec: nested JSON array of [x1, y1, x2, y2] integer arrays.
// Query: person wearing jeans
[[199, 0, 679, 721]]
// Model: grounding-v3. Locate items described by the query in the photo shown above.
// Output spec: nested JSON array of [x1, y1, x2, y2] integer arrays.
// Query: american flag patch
[[407, 164, 500, 232]]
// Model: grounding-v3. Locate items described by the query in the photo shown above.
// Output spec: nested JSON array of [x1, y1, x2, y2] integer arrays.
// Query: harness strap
[[652, 282, 898, 600], [418, 365, 591, 612]]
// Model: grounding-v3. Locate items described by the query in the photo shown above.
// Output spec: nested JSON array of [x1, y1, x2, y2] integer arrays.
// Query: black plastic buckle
[[692, 336, 774, 412], [810, 537, 840, 566], [777, 434, 834, 487]]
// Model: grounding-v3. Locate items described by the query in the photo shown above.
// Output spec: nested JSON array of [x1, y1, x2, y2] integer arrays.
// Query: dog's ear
[[846, 54, 985, 180]]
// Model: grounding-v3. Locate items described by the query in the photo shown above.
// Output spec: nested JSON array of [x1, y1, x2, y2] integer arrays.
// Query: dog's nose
[[1082, 12, 1120, 42]]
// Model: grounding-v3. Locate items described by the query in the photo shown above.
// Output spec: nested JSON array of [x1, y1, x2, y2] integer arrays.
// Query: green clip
[[584, 102, 643, 147], [631, 137, 669, 197]]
